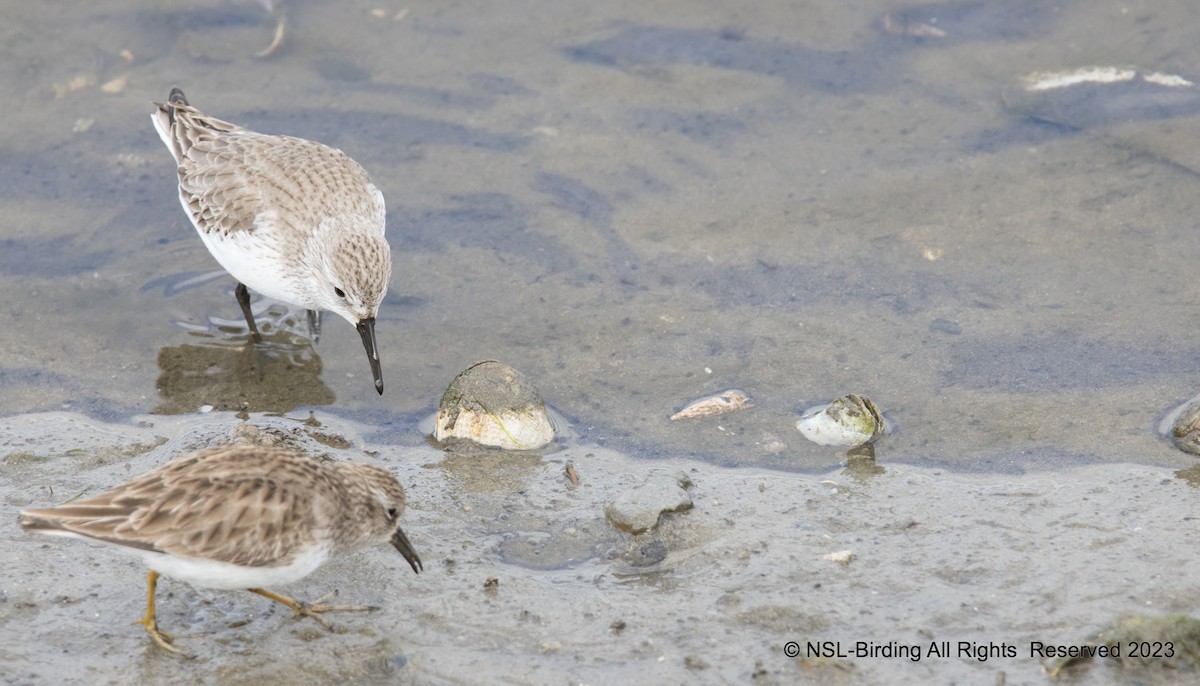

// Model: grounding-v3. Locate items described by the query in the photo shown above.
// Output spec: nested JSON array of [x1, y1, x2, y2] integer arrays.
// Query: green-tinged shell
[[1171, 403, 1200, 456], [434, 361, 555, 451], [795, 394, 884, 447]]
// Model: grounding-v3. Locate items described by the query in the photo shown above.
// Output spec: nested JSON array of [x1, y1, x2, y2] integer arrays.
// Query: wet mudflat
[[4, 0, 1200, 683], [3, 411, 1198, 685]]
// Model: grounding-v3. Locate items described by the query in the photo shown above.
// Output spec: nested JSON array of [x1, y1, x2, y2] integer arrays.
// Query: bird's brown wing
[[178, 122, 383, 239], [19, 447, 329, 567]]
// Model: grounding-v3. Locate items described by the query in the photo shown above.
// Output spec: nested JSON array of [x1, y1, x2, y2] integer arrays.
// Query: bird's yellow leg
[[136, 571, 183, 653], [246, 587, 378, 631]]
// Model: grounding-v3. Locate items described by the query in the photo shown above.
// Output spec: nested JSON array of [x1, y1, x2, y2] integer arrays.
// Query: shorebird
[[19, 445, 422, 653], [152, 88, 392, 394]]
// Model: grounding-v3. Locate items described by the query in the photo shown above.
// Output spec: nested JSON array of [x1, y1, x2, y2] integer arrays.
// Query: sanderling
[[152, 87, 392, 394], [19, 445, 422, 653]]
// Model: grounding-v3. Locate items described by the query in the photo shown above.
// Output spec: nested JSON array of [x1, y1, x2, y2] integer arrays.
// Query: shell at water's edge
[[795, 394, 884, 447], [1170, 402, 1200, 456], [434, 361, 555, 450], [670, 389, 754, 420]]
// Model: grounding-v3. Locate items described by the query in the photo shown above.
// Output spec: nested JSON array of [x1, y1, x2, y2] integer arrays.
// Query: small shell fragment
[[1020, 66, 1138, 92], [1004, 66, 1200, 132], [254, 17, 287, 59], [823, 550, 855, 565], [100, 74, 129, 94], [795, 394, 884, 447], [759, 433, 787, 455], [671, 389, 753, 420], [53, 74, 94, 99]]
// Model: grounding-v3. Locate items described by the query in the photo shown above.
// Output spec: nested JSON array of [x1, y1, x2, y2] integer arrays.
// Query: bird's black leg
[[307, 310, 322, 343], [235, 282, 263, 343]]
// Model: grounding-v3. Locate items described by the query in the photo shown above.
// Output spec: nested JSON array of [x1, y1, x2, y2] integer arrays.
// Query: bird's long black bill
[[356, 317, 384, 395], [390, 527, 423, 574]]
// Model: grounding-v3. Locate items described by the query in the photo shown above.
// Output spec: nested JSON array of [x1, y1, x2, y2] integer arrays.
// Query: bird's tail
[[166, 87, 189, 121], [151, 87, 192, 164]]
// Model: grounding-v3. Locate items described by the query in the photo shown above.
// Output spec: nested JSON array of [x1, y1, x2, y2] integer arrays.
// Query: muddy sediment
[[2, 411, 1198, 684]]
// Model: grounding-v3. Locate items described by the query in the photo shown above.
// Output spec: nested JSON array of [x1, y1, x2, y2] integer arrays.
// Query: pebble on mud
[[604, 472, 694, 534], [434, 361, 555, 450], [622, 539, 668, 567]]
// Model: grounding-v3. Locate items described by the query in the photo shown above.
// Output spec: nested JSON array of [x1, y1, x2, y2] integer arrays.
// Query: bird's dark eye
[[386, 507, 399, 520], [334, 287, 346, 298]]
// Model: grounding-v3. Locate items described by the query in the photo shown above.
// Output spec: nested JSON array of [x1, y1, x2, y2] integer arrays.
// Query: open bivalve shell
[[795, 394, 884, 448]]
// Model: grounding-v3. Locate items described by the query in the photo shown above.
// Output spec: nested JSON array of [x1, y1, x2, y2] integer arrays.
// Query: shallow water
[[3, 0, 1200, 683]]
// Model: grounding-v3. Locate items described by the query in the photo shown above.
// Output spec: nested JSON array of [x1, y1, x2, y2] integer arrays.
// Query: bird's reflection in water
[[153, 306, 334, 414]]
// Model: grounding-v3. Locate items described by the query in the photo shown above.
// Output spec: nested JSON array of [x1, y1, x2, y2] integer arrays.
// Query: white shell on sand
[[823, 550, 855, 566], [434, 361, 555, 450], [670, 389, 754, 420], [795, 394, 884, 447]]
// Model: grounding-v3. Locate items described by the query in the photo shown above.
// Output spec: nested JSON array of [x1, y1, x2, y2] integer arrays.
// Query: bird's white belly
[[193, 214, 316, 310], [135, 544, 332, 590]]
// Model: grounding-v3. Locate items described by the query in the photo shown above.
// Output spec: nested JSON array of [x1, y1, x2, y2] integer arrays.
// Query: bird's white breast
[[191, 208, 320, 310]]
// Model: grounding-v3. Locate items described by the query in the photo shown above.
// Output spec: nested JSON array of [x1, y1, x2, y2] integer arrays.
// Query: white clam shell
[[434, 361, 555, 450], [436, 405, 555, 450], [795, 394, 884, 447]]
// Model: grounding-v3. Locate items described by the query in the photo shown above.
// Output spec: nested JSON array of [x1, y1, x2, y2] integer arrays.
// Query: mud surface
[[3, 412, 1199, 685], [3, 0, 1200, 683]]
